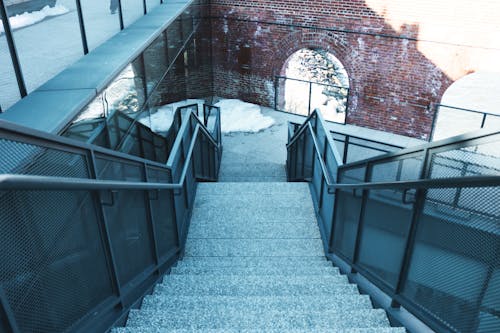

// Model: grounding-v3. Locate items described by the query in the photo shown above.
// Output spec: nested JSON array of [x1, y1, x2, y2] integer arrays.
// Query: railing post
[[143, 164, 161, 274], [342, 135, 350, 164], [274, 76, 278, 111], [0, 1, 27, 97], [391, 148, 432, 307], [75, 0, 89, 54], [350, 163, 373, 273], [344, 87, 350, 123], [117, 0, 124, 30], [480, 113, 487, 129], [428, 103, 438, 142], [87, 151, 124, 308], [308, 82, 313, 116], [143, 0, 147, 14], [0, 287, 21, 333]]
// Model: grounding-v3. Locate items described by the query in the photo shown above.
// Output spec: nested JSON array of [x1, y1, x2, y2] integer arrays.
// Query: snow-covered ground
[[0, 0, 145, 110], [215, 99, 275, 133], [137, 98, 275, 134], [0, 5, 69, 33]]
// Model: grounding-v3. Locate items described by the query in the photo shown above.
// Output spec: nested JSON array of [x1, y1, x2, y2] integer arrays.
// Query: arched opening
[[276, 48, 349, 123], [432, 72, 500, 140]]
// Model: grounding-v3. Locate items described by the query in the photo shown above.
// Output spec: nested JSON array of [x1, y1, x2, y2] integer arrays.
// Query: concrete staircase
[[114, 181, 405, 332]]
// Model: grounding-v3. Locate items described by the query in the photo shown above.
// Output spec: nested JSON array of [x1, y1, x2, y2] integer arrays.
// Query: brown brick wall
[[208, 0, 500, 139]]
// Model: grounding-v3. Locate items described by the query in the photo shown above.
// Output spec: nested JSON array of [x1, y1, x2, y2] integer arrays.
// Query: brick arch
[[271, 30, 356, 79], [270, 29, 366, 117]]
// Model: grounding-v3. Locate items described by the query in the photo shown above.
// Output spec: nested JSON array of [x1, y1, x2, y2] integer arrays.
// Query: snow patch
[[138, 99, 206, 133], [215, 99, 275, 133], [0, 5, 69, 34]]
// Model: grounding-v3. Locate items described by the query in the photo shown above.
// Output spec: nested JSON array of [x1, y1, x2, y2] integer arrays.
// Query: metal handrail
[[275, 75, 349, 90], [0, 119, 170, 170], [0, 125, 208, 193], [286, 112, 318, 148], [296, 120, 500, 193], [340, 127, 500, 170], [0, 174, 182, 191], [307, 122, 334, 186]]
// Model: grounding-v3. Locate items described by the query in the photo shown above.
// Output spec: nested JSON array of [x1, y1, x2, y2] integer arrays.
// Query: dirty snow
[[215, 99, 275, 133], [137, 98, 274, 134], [139, 99, 206, 132], [0, 5, 69, 34]]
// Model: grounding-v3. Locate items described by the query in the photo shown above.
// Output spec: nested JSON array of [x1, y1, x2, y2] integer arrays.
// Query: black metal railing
[[430, 103, 500, 141], [289, 121, 405, 164], [275, 75, 349, 124], [287, 110, 500, 333], [0, 104, 221, 333]]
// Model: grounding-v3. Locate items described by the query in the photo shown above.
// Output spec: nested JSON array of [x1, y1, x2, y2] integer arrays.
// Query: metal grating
[[403, 186, 500, 333], [0, 139, 89, 178], [0, 190, 114, 333]]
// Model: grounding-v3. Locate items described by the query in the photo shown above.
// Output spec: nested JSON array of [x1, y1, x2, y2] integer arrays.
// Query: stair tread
[[115, 328, 406, 333], [191, 206, 316, 222], [154, 275, 355, 296], [184, 238, 324, 257], [171, 266, 339, 275], [140, 295, 372, 312], [125, 308, 391, 329], [187, 222, 320, 239]]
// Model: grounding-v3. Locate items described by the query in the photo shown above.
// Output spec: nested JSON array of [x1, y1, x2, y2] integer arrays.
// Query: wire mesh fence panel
[[147, 167, 179, 259], [0, 190, 114, 333], [94, 157, 156, 285], [403, 185, 499, 333], [332, 166, 366, 260], [0, 138, 90, 178], [357, 155, 424, 288]]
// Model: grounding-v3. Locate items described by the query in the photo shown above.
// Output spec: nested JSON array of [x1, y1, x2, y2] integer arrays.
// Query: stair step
[[154, 275, 354, 296], [193, 193, 313, 209], [219, 163, 286, 176], [125, 309, 391, 329], [171, 265, 339, 275], [190, 206, 316, 223], [115, 328, 406, 333], [219, 175, 287, 182], [196, 182, 309, 195], [175, 256, 330, 268], [140, 294, 372, 312], [184, 238, 324, 257], [188, 222, 319, 239]]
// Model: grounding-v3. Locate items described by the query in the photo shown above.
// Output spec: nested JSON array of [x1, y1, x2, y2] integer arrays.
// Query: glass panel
[[144, 34, 168, 95], [5, 0, 82, 92], [120, 0, 144, 28], [81, 0, 120, 51], [0, 18, 21, 110], [181, 8, 193, 39], [146, 0, 160, 13], [166, 18, 183, 64], [105, 56, 146, 120]]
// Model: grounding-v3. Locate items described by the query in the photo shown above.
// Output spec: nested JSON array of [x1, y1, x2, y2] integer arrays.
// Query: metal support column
[[0, 0, 27, 97], [75, 0, 89, 54]]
